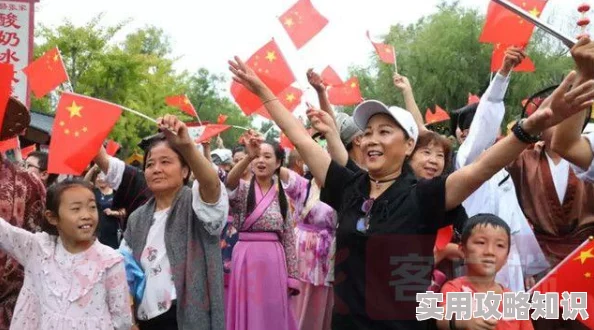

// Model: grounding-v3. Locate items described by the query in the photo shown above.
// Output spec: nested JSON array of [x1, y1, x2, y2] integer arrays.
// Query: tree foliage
[[347, 1, 574, 131], [32, 15, 252, 156]]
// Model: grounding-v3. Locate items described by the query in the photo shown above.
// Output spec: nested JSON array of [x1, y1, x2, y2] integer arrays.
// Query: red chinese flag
[[0, 63, 13, 136], [193, 124, 231, 144], [435, 225, 454, 251], [530, 238, 594, 329], [21, 144, 36, 159], [217, 114, 228, 125], [328, 77, 363, 106], [255, 86, 303, 120], [22, 47, 69, 98], [367, 31, 395, 64], [479, 0, 548, 45], [0, 137, 17, 153], [490, 44, 535, 72], [105, 140, 121, 156], [321, 66, 343, 86], [231, 39, 295, 115], [468, 93, 480, 105], [425, 105, 450, 125], [165, 95, 197, 117], [280, 133, 295, 150], [279, 0, 328, 49], [48, 93, 122, 175], [231, 39, 296, 115]]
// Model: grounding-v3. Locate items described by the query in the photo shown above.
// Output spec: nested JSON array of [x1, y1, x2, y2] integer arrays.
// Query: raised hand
[[157, 114, 193, 148], [307, 105, 337, 135], [571, 35, 594, 80], [393, 73, 412, 92], [244, 130, 263, 159], [523, 71, 594, 135], [307, 68, 326, 93], [500, 47, 527, 75], [229, 56, 268, 96]]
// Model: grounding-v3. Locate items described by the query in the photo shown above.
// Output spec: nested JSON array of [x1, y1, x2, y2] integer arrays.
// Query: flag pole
[[192, 97, 203, 126], [393, 45, 398, 74], [231, 125, 250, 131]]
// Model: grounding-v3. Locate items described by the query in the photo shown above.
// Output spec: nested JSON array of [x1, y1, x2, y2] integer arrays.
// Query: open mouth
[[78, 224, 93, 230], [367, 150, 383, 160], [255, 164, 267, 171]]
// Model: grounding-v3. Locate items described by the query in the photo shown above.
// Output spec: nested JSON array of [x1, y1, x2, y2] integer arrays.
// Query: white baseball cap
[[353, 100, 419, 144]]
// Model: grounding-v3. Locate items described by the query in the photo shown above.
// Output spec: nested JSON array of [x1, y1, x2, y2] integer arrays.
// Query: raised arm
[[307, 107, 349, 166], [307, 69, 335, 124], [158, 115, 221, 204], [226, 131, 259, 190], [229, 57, 331, 185], [551, 37, 594, 170], [445, 71, 594, 210], [393, 73, 427, 133]]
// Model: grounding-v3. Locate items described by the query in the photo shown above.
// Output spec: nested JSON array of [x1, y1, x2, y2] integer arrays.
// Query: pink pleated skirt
[[225, 232, 298, 330]]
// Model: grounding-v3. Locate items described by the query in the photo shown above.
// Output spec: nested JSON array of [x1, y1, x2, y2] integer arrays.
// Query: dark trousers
[[137, 302, 178, 330]]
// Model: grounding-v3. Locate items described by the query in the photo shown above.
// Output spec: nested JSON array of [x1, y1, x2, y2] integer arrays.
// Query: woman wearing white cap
[[229, 56, 594, 329]]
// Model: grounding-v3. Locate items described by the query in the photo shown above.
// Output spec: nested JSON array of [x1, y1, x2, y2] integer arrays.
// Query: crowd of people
[[1, 33, 594, 330]]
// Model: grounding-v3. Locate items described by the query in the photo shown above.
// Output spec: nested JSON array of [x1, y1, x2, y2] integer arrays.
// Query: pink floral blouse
[[0, 217, 132, 330], [228, 179, 298, 278]]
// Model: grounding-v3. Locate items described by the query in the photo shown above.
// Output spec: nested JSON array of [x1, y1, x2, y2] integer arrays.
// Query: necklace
[[369, 177, 398, 189]]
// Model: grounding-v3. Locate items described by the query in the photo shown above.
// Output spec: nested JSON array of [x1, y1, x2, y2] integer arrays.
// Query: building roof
[[30, 110, 54, 135]]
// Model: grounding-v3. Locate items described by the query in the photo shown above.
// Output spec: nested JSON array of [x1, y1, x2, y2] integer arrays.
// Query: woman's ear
[[405, 138, 416, 157], [45, 210, 58, 226], [182, 166, 190, 181]]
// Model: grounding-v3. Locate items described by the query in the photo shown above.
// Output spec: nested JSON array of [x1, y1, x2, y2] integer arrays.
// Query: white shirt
[[545, 153, 569, 204], [121, 209, 177, 321], [570, 132, 594, 183], [106, 156, 228, 319], [455, 72, 549, 291]]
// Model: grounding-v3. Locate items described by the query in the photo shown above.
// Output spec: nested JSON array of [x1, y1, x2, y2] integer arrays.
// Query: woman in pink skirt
[[225, 131, 299, 330]]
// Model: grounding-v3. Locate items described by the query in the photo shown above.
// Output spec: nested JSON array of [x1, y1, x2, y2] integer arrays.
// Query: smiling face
[[252, 143, 280, 179], [46, 185, 98, 244], [360, 114, 415, 178], [144, 141, 189, 195], [462, 224, 510, 277], [410, 141, 445, 179]]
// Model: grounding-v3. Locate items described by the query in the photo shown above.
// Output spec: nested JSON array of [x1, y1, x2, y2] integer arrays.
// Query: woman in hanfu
[[225, 131, 299, 330]]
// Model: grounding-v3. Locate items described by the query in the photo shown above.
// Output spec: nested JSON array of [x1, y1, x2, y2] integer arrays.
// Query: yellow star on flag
[[266, 51, 277, 62], [64, 129, 70, 135], [286, 93, 296, 102], [67, 101, 83, 118], [385, 47, 392, 53], [574, 248, 594, 264], [586, 272, 592, 278], [529, 7, 540, 17], [53, 54, 59, 62], [184, 97, 190, 105], [284, 17, 294, 27], [350, 82, 357, 88], [74, 131, 80, 137], [59, 121, 65, 127], [82, 126, 88, 133]]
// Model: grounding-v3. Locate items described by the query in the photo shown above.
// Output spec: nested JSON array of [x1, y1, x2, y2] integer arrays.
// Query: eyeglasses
[[356, 198, 375, 233], [21, 162, 41, 170]]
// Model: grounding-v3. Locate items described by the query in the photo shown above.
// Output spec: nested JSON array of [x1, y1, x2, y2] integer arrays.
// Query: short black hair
[[461, 214, 511, 252], [27, 151, 48, 171]]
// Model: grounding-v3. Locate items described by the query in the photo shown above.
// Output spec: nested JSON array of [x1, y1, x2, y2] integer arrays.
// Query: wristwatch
[[512, 119, 541, 144]]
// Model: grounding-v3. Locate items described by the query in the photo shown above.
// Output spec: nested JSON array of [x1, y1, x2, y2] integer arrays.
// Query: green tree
[[349, 1, 574, 131], [32, 16, 253, 156]]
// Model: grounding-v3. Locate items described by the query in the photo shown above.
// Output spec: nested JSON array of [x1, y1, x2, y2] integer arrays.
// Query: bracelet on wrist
[[512, 119, 541, 144], [262, 98, 278, 105]]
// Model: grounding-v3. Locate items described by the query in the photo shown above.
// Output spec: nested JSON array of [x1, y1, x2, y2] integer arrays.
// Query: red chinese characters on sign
[[0, 1, 31, 103]]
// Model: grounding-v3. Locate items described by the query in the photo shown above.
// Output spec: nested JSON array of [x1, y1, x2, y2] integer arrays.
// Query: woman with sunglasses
[[229, 54, 594, 329]]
